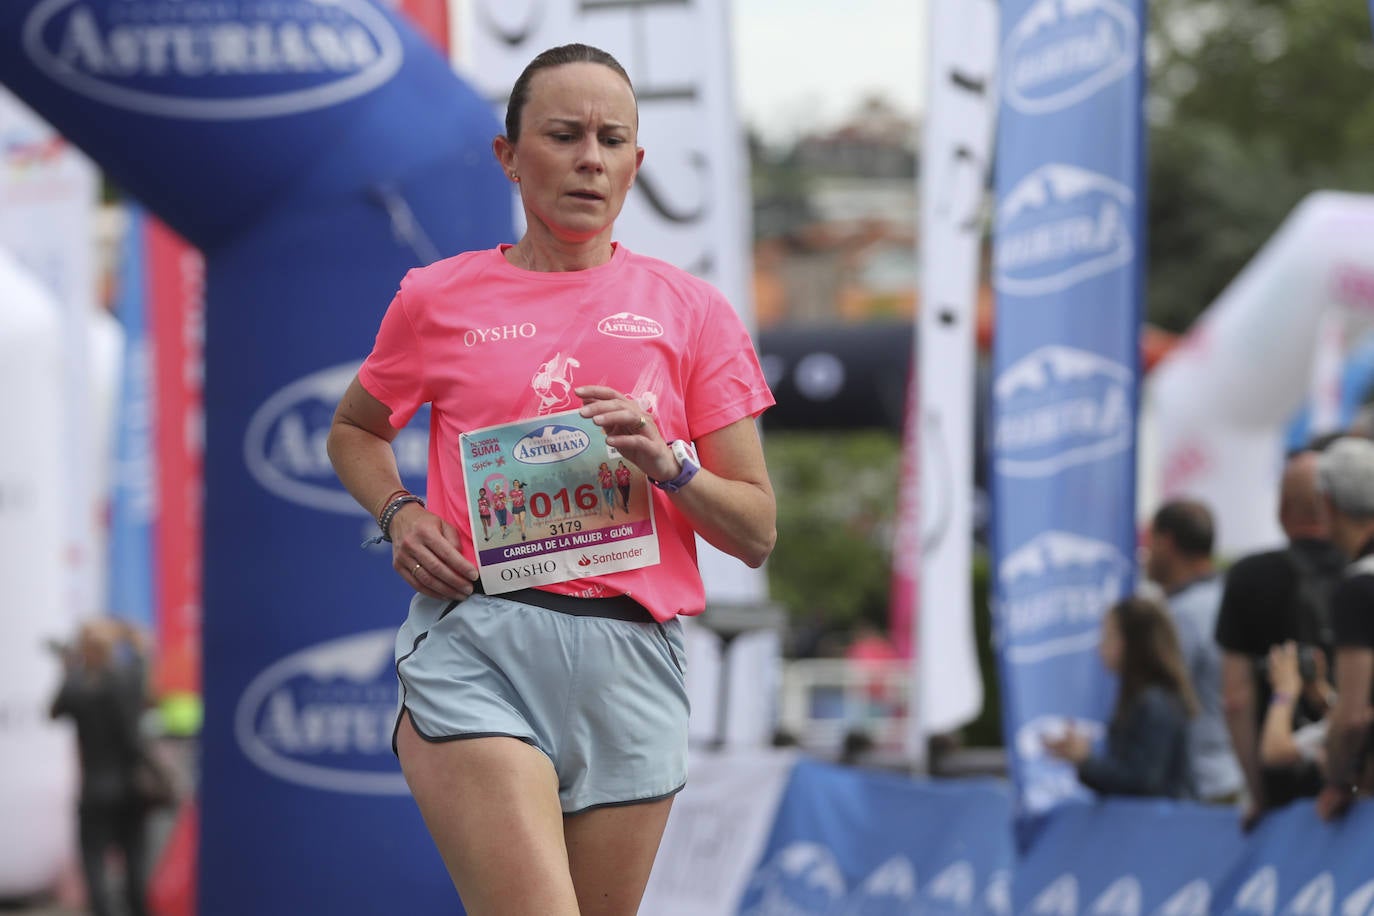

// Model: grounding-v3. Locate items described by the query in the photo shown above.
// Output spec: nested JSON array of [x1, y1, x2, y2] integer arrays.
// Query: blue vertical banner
[[991, 0, 1146, 815], [108, 204, 156, 631]]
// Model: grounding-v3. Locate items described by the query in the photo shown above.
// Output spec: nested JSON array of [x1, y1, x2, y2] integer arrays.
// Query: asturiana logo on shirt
[[513, 424, 590, 465], [597, 312, 663, 339]]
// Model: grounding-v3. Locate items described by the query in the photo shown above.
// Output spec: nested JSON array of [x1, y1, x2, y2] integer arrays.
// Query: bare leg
[[396, 713, 579, 916], [565, 797, 675, 916]]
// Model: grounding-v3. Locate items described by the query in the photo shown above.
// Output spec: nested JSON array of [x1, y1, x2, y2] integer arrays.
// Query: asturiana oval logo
[[995, 164, 1135, 297], [244, 362, 428, 514], [22, 0, 403, 120], [597, 312, 664, 339], [1004, 0, 1139, 115], [234, 629, 407, 795], [513, 424, 590, 465], [999, 529, 1130, 663], [995, 345, 1133, 480]]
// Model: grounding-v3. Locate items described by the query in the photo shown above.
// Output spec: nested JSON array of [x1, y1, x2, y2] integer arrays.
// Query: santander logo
[[597, 312, 663, 339]]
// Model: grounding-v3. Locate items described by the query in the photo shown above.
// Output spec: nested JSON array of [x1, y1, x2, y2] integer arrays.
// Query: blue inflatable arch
[[0, 2, 512, 912]]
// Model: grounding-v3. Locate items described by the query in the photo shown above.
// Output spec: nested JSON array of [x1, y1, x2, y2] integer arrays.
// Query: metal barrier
[[777, 658, 912, 756]]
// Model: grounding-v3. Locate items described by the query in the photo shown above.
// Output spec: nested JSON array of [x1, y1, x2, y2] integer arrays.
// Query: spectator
[[1314, 437, 1374, 819], [1046, 597, 1197, 799], [1259, 641, 1333, 780], [49, 618, 154, 916], [1214, 449, 1345, 825], [1146, 499, 1243, 804], [845, 622, 902, 720]]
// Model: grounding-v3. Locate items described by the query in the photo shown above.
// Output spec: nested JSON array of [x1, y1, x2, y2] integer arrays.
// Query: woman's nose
[[576, 137, 604, 171]]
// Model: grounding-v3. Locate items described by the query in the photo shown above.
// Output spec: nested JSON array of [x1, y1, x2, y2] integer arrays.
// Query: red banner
[[148, 219, 204, 697], [396, 0, 450, 54]]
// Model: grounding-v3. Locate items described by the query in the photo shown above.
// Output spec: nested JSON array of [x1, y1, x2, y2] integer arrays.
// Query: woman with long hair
[[1046, 596, 1198, 798]]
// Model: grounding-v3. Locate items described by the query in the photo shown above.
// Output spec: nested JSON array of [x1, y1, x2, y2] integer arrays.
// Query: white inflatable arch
[[1143, 191, 1374, 556]]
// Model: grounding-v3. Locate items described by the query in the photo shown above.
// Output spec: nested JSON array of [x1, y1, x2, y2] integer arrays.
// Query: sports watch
[[651, 440, 700, 493]]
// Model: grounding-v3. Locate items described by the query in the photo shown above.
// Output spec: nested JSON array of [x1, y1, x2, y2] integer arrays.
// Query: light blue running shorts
[[392, 590, 689, 814]]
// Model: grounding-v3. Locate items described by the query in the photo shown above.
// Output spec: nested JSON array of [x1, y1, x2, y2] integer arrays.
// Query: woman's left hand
[[575, 386, 676, 480]]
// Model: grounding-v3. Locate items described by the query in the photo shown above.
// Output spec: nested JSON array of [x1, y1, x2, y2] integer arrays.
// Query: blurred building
[[751, 96, 927, 329]]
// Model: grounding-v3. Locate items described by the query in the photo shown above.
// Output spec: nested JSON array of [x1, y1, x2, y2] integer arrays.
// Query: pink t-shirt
[[358, 243, 774, 622]]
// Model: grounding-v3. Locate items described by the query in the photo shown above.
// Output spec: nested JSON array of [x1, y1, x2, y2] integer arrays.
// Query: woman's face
[[1098, 611, 1123, 673], [495, 63, 643, 247]]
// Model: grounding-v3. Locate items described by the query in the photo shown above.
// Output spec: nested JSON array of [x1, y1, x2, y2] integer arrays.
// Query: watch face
[[671, 440, 693, 467], [656, 440, 699, 491]]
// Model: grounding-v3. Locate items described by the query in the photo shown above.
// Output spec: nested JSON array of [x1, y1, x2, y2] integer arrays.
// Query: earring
[[511, 172, 520, 183]]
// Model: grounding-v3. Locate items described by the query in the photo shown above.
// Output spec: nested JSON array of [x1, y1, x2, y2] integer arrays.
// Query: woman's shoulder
[[618, 246, 727, 302], [399, 248, 502, 294]]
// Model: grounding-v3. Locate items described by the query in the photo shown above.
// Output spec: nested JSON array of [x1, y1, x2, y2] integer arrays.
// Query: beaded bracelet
[[362, 493, 426, 547], [372, 488, 410, 522]]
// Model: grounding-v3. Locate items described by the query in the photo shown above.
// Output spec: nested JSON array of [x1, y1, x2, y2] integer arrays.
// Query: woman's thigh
[[564, 796, 675, 916], [396, 713, 579, 916]]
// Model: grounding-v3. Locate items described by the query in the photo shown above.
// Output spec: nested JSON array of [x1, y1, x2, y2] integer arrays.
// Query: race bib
[[459, 409, 659, 594]]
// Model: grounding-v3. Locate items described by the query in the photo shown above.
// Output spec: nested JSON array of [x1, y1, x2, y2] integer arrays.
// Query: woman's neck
[[505, 232, 615, 273]]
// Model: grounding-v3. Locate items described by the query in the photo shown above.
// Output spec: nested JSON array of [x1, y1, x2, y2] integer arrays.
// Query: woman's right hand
[[389, 503, 479, 600]]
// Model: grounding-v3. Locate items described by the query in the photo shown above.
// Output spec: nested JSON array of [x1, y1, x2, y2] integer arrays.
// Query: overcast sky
[[730, 0, 928, 143]]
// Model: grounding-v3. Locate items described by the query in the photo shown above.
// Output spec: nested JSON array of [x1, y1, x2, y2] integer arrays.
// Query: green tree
[[1147, 0, 1374, 331], [763, 431, 901, 633]]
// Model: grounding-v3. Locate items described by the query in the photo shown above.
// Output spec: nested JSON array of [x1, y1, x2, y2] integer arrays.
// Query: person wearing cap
[[1314, 436, 1374, 819], [1215, 447, 1344, 827]]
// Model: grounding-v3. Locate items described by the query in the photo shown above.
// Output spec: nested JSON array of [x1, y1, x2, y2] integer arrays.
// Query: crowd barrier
[[642, 752, 1374, 915]]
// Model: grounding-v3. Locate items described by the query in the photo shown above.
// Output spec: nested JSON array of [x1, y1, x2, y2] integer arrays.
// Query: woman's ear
[[493, 135, 518, 181]]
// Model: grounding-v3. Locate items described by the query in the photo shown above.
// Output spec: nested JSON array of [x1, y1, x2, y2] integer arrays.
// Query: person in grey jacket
[[1047, 597, 1198, 799], [1146, 499, 1244, 803]]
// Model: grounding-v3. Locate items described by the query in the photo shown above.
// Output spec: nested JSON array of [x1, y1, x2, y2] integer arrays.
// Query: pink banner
[[148, 218, 204, 697]]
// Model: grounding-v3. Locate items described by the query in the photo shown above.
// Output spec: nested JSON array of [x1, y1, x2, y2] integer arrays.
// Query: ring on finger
[[637, 415, 647, 429], [413, 563, 423, 576]]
